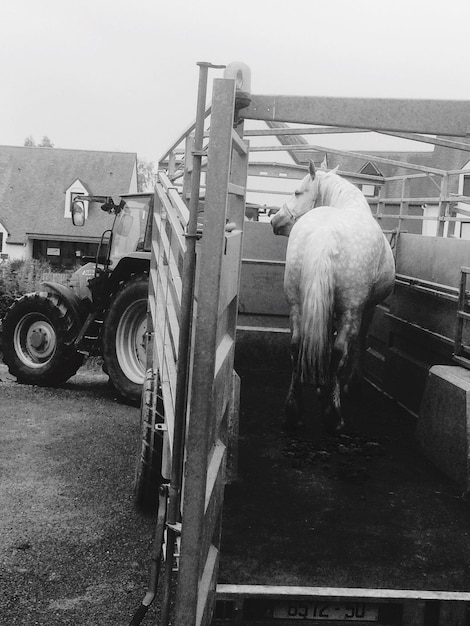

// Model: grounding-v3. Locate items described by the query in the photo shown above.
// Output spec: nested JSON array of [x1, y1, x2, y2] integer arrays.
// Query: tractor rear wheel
[[2, 291, 84, 385], [102, 274, 148, 405]]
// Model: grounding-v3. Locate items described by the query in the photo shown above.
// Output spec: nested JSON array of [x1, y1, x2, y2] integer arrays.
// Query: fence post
[[398, 177, 408, 234], [182, 133, 195, 208], [437, 173, 449, 237]]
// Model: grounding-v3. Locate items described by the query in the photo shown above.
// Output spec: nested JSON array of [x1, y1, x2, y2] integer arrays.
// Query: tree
[[137, 158, 157, 192], [24, 136, 55, 147], [38, 136, 54, 148]]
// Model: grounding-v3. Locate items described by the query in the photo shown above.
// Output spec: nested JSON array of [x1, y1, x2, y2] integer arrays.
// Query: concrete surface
[[418, 365, 470, 492]]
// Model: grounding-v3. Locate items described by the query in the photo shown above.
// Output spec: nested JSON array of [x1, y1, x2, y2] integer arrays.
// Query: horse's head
[[271, 161, 336, 236]]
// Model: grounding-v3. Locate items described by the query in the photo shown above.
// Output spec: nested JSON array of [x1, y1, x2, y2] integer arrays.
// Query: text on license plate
[[273, 601, 379, 621]]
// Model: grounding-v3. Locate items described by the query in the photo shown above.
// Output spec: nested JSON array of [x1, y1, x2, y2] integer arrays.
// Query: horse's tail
[[298, 237, 336, 386]]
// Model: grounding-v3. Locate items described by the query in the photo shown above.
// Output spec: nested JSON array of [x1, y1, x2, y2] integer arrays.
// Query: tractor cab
[[109, 193, 153, 264], [71, 192, 153, 272]]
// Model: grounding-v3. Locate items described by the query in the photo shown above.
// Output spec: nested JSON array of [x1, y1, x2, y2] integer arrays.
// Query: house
[[244, 121, 470, 238], [323, 139, 470, 238], [0, 145, 137, 267]]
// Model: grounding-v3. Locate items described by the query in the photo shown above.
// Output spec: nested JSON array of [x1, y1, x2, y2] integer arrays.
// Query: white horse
[[271, 161, 395, 432]]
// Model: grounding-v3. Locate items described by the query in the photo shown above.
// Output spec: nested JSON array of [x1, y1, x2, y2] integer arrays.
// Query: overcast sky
[[2, 0, 470, 163]]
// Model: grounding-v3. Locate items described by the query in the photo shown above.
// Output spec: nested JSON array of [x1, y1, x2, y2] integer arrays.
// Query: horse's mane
[[316, 170, 370, 212]]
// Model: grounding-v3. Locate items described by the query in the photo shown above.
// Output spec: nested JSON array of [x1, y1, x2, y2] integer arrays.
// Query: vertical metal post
[[375, 184, 384, 221], [173, 76, 239, 626], [182, 133, 195, 208], [162, 61, 225, 626], [398, 177, 407, 234], [437, 173, 449, 237], [168, 152, 176, 177]]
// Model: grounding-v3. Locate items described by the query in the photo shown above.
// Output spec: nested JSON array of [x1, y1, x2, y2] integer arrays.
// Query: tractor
[[1, 193, 153, 405]]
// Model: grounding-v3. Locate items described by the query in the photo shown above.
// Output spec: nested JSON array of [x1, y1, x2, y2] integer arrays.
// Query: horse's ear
[[330, 165, 339, 175], [309, 159, 316, 179]]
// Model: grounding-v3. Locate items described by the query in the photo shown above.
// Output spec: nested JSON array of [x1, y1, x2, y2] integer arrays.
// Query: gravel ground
[[0, 361, 158, 626]]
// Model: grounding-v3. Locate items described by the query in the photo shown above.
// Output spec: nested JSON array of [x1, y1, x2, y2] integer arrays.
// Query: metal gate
[[132, 64, 249, 626], [173, 76, 248, 626]]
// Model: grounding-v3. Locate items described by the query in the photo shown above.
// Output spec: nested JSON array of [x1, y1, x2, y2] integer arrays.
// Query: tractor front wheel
[[102, 274, 148, 405], [2, 291, 84, 385]]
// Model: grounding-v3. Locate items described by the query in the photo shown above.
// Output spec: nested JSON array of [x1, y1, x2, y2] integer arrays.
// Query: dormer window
[[359, 162, 382, 197], [64, 179, 89, 219]]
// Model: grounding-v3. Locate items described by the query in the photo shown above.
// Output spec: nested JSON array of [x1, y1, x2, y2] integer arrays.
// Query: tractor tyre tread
[[2, 291, 84, 386], [102, 273, 149, 405]]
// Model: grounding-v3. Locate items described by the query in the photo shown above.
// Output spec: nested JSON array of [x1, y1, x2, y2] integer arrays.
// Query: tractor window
[[110, 195, 152, 260]]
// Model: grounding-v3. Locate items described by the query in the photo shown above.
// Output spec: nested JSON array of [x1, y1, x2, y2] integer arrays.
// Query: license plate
[[273, 601, 379, 621]]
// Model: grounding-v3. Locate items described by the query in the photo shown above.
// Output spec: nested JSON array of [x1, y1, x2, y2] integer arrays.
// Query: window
[[463, 175, 470, 197], [361, 184, 376, 197], [33, 239, 101, 268], [455, 161, 470, 238]]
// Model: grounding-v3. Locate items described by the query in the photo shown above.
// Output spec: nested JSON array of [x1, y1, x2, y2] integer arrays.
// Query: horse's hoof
[[345, 381, 362, 400], [282, 418, 302, 433], [322, 414, 344, 435], [282, 422, 295, 433], [284, 399, 302, 432]]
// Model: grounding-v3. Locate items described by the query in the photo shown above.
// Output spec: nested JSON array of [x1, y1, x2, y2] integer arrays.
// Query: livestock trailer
[[131, 62, 470, 625]]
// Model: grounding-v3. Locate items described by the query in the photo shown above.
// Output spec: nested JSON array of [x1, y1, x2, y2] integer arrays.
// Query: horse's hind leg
[[320, 376, 343, 434], [321, 312, 361, 433], [284, 344, 303, 431], [346, 306, 374, 399], [284, 307, 303, 431]]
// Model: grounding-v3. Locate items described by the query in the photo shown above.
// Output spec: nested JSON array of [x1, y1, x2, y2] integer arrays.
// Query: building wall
[[4, 241, 28, 262], [0, 222, 7, 257], [129, 164, 138, 193], [0, 222, 28, 261]]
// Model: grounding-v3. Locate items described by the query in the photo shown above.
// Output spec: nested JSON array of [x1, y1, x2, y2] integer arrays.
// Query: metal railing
[[158, 120, 470, 239]]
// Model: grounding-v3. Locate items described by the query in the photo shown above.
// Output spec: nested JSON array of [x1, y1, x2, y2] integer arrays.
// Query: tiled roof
[[324, 151, 435, 198], [286, 133, 470, 200], [0, 145, 137, 243]]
